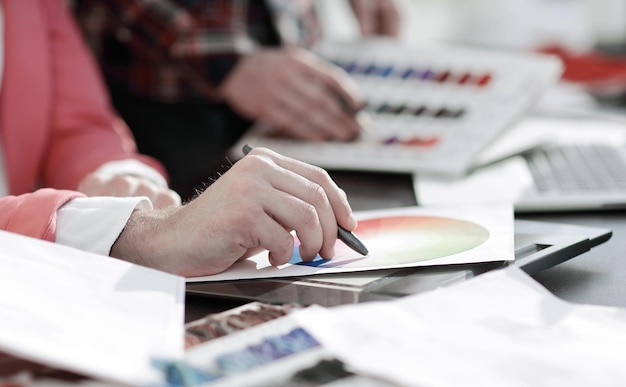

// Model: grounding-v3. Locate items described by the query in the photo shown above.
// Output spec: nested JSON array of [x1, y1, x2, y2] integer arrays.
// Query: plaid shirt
[[74, 0, 321, 102]]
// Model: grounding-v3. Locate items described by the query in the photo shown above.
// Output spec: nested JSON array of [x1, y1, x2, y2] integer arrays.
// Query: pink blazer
[[0, 0, 166, 242]]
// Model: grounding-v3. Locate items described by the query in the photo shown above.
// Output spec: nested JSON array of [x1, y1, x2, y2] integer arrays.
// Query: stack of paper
[[294, 266, 626, 386], [0, 230, 185, 385]]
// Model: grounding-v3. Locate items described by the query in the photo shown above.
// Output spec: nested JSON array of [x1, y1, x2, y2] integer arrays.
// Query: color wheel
[[293, 215, 490, 268]]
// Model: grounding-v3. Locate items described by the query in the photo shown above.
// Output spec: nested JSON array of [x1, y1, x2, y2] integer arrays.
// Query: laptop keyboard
[[525, 144, 626, 192]]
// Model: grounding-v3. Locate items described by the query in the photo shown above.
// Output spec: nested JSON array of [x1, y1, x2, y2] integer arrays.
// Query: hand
[[110, 147, 357, 277], [77, 173, 182, 209], [349, 0, 401, 37], [220, 47, 364, 141]]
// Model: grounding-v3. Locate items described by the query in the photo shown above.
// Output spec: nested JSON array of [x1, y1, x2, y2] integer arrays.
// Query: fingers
[[349, 0, 376, 36], [225, 149, 356, 265], [221, 48, 365, 142], [268, 80, 361, 141], [135, 183, 182, 209], [296, 50, 364, 114], [268, 61, 363, 140], [350, 0, 401, 37], [263, 175, 336, 261], [264, 148, 356, 231], [77, 173, 182, 208], [379, 0, 401, 36], [245, 211, 296, 266]]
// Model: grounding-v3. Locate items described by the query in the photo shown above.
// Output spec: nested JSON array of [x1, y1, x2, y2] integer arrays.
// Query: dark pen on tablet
[[242, 144, 369, 256]]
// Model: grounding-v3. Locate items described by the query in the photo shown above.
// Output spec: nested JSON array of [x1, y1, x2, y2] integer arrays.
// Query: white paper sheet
[[416, 156, 535, 206], [0, 230, 185, 386], [294, 266, 626, 387], [188, 203, 514, 282]]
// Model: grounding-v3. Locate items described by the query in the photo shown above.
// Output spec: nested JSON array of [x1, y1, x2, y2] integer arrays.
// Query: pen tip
[[242, 144, 253, 155], [337, 225, 369, 256]]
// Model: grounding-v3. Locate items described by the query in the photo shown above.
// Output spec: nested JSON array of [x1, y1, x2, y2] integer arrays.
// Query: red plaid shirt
[[74, 0, 321, 102]]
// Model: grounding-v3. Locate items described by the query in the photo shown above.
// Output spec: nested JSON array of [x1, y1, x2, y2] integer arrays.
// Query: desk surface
[[186, 170, 626, 322]]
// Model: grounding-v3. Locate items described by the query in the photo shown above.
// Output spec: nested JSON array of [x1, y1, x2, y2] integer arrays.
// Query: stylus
[[242, 144, 369, 256]]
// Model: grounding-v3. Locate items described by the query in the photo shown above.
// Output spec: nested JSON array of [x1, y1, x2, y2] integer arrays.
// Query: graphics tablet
[[186, 219, 611, 307]]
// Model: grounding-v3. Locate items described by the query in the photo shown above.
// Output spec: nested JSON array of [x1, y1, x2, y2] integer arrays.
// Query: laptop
[[415, 116, 626, 212], [186, 219, 611, 307]]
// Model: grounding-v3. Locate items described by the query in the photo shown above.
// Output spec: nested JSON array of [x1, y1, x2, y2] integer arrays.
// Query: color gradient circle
[[347, 215, 490, 264]]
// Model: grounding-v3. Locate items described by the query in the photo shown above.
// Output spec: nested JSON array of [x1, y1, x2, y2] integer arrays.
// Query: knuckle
[[310, 165, 333, 185], [138, 183, 158, 196], [309, 182, 328, 207], [297, 202, 319, 228], [113, 176, 133, 190], [239, 153, 274, 171]]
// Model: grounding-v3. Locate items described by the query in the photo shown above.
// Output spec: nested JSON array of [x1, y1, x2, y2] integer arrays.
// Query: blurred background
[[318, 0, 626, 111], [318, 0, 626, 51]]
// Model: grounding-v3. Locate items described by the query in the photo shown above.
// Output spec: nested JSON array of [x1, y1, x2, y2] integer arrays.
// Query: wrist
[[110, 206, 177, 273]]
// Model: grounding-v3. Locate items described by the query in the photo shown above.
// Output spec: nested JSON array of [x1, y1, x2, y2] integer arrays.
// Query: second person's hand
[[77, 172, 182, 209], [220, 47, 365, 142]]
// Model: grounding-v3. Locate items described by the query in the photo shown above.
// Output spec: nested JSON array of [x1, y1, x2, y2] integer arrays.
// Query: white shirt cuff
[[56, 196, 153, 256], [92, 159, 168, 188]]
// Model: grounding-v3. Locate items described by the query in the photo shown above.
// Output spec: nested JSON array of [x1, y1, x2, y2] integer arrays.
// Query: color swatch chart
[[181, 316, 329, 386], [234, 40, 562, 176]]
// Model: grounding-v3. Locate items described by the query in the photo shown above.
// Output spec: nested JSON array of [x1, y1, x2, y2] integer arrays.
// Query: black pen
[[333, 92, 372, 133], [242, 144, 369, 256]]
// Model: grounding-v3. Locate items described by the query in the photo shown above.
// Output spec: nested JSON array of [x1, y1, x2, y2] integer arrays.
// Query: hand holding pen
[[113, 143, 367, 277], [243, 144, 368, 256]]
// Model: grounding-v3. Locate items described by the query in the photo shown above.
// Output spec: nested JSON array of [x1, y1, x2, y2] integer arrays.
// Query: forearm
[[0, 189, 83, 242], [56, 196, 151, 255], [45, 0, 169, 188], [110, 206, 182, 274]]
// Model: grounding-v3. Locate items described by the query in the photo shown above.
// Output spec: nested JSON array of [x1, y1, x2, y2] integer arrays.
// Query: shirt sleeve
[[56, 196, 153, 256], [91, 159, 169, 188], [43, 0, 169, 190]]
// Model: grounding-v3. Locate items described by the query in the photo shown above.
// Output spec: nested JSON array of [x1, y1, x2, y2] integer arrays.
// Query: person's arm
[[1, 148, 356, 278], [77, 1, 367, 141], [43, 0, 180, 207], [111, 147, 357, 277], [43, 0, 163, 189], [348, 0, 401, 37], [0, 190, 149, 256], [0, 189, 83, 242], [56, 196, 151, 255]]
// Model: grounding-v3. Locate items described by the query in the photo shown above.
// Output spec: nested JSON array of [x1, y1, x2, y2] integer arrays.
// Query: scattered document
[[416, 156, 535, 206], [294, 266, 626, 387], [0, 230, 185, 386], [188, 203, 514, 282]]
